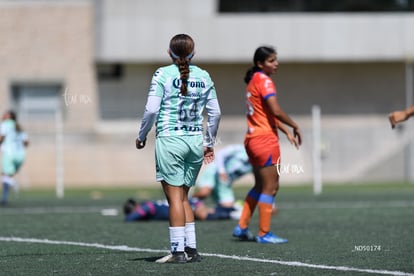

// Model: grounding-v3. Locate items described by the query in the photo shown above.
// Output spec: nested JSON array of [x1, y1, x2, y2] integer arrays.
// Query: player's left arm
[[136, 95, 161, 149], [22, 132, 29, 147], [203, 96, 221, 164], [215, 147, 229, 179], [277, 122, 299, 149], [0, 124, 5, 145]]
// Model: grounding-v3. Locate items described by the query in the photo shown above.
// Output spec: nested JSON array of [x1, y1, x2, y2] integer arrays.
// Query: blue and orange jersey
[[245, 71, 279, 139]]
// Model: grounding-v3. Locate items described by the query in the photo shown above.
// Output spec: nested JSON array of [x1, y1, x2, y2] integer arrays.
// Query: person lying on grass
[[123, 197, 241, 221]]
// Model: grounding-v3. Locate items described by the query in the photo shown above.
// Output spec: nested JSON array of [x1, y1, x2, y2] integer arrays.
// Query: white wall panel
[[95, 0, 414, 62]]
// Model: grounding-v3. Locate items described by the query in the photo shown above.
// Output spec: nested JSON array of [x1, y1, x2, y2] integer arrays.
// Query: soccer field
[[0, 183, 413, 276]]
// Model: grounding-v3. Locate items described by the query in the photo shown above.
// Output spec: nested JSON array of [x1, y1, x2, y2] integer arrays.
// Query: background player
[[0, 110, 29, 206], [233, 46, 301, 244], [192, 144, 251, 211], [123, 198, 239, 221]]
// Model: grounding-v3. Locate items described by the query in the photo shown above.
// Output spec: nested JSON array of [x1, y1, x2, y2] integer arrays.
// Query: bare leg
[[161, 181, 186, 227]]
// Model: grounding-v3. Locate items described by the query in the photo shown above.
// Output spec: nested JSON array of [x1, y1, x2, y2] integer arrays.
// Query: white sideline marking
[[0, 206, 118, 215], [200, 253, 414, 276], [0, 237, 413, 276], [282, 200, 414, 210], [0, 237, 167, 254]]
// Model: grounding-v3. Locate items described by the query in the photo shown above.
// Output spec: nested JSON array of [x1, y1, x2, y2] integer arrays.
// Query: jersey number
[[178, 99, 198, 122], [246, 92, 254, 116]]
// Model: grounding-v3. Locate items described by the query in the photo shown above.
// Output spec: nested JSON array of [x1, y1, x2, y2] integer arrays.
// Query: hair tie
[[170, 49, 194, 60]]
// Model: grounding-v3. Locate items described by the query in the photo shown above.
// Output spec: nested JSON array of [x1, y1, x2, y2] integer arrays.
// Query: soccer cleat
[[155, 252, 187, 264], [185, 246, 202, 262], [256, 232, 288, 244], [232, 225, 255, 241]]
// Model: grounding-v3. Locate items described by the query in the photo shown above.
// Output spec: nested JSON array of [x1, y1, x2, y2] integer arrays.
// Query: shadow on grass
[[128, 256, 163, 262]]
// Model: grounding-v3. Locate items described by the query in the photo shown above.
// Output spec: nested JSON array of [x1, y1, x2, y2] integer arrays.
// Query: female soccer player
[[123, 198, 239, 221], [192, 144, 252, 209], [232, 46, 302, 244], [136, 34, 221, 263], [0, 110, 29, 206]]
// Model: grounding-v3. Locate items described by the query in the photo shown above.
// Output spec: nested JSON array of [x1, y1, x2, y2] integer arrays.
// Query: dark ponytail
[[244, 46, 276, 84], [169, 34, 195, 96], [176, 58, 190, 96], [244, 66, 260, 84]]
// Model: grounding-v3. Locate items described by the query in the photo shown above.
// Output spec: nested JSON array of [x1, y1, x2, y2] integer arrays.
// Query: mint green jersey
[[149, 64, 218, 137], [1, 120, 17, 154], [0, 119, 27, 155]]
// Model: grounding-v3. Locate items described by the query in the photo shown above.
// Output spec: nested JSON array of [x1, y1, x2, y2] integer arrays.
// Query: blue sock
[[2, 182, 10, 203]]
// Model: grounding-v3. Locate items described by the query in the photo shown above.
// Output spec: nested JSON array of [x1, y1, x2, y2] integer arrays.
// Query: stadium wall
[[16, 115, 413, 189], [0, 1, 97, 132], [95, 0, 414, 62]]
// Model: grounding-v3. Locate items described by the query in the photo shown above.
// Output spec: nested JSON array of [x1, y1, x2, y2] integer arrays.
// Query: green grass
[[1, 183, 413, 275]]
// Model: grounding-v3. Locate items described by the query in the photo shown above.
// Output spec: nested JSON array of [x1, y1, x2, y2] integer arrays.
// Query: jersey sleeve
[[148, 68, 166, 97], [0, 121, 10, 136], [20, 132, 28, 142], [215, 145, 239, 173], [203, 73, 221, 147], [206, 77, 218, 100], [137, 95, 161, 141], [137, 68, 165, 141], [204, 97, 221, 148], [259, 75, 277, 100], [214, 147, 227, 173]]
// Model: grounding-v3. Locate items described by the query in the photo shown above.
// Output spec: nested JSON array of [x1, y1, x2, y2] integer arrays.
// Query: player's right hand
[[287, 132, 300, 149], [136, 138, 146, 149], [388, 111, 407, 129], [293, 128, 302, 146], [203, 147, 215, 164]]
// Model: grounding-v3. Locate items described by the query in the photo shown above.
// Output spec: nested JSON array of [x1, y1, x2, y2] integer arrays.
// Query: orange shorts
[[244, 134, 280, 167]]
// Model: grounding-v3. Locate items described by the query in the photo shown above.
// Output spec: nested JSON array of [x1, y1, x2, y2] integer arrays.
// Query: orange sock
[[238, 188, 260, 229], [258, 194, 275, 236]]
